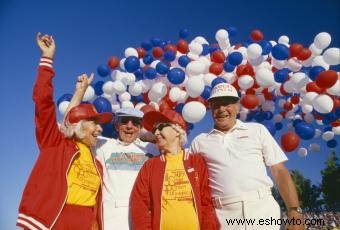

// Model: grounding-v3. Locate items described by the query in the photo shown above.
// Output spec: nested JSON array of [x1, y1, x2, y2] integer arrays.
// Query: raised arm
[[34, 32, 64, 148]]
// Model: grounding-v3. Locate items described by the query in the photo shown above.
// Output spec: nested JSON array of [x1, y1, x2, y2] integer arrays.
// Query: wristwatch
[[287, 207, 303, 214]]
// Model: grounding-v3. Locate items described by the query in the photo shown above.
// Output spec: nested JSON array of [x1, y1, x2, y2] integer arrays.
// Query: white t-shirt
[[94, 137, 159, 228], [190, 120, 288, 198]]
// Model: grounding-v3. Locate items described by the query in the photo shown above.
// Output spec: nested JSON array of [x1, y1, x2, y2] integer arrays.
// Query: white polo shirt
[[189, 119, 288, 198]]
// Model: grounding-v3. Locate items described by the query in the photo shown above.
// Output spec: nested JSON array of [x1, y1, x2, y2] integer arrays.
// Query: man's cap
[[66, 104, 113, 124], [115, 108, 144, 118], [143, 110, 187, 133], [208, 83, 240, 102]]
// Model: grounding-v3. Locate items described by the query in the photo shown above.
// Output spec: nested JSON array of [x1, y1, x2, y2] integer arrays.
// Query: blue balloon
[[335, 107, 340, 118], [322, 118, 331, 125], [260, 40, 272, 55], [246, 111, 256, 121], [274, 68, 290, 83], [271, 44, 290, 60], [201, 86, 212, 100], [97, 64, 110, 77], [223, 62, 236, 72], [178, 55, 191, 67], [228, 52, 243, 66], [151, 37, 161, 47], [131, 95, 144, 103], [308, 66, 325, 81], [101, 120, 118, 138], [143, 54, 153, 65], [327, 139, 338, 148], [293, 119, 303, 127], [94, 81, 104, 96], [264, 111, 274, 120], [179, 28, 189, 39], [227, 27, 237, 37], [57, 93, 73, 106], [208, 45, 219, 54], [295, 122, 315, 140], [262, 121, 276, 136], [175, 103, 185, 113], [167, 68, 185, 84], [124, 56, 140, 73], [93, 97, 112, 113], [275, 122, 283, 130], [141, 40, 153, 51], [254, 111, 266, 122], [156, 61, 169, 74], [324, 126, 332, 132], [144, 67, 157, 79], [134, 68, 144, 81], [211, 78, 227, 88], [163, 50, 176, 62], [201, 44, 210, 55]]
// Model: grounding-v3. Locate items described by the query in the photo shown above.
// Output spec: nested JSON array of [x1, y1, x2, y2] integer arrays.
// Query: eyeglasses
[[118, 117, 141, 126], [152, 123, 172, 134]]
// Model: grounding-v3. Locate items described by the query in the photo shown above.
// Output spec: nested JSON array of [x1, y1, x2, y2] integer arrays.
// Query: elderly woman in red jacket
[[130, 110, 219, 230], [16, 33, 112, 230]]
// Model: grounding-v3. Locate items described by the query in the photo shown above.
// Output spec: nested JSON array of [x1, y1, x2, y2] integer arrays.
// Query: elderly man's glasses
[[152, 123, 172, 134], [118, 117, 141, 126]]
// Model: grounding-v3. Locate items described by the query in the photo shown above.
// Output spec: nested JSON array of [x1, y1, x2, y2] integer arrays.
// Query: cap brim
[[89, 112, 113, 124], [208, 96, 239, 103], [143, 111, 172, 132]]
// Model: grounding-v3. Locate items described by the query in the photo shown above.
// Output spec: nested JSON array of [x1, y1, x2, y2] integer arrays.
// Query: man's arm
[[270, 163, 304, 230]]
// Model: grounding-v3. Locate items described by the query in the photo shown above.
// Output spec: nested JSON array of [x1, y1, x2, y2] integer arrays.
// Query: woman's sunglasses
[[152, 123, 172, 134], [118, 117, 141, 126]]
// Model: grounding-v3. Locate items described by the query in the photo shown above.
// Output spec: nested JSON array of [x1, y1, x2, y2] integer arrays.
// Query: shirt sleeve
[[260, 124, 288, 166], [189, 136, 199, 153]]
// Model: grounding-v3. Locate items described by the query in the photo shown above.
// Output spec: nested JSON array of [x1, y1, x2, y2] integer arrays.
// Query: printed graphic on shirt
[[68, 159, 99, 193], [105, 152, 149, 170], [162, 168, 193, 203]]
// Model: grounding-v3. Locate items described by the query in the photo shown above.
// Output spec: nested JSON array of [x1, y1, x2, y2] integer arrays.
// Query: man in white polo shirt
[[190, 83, 304, 230]]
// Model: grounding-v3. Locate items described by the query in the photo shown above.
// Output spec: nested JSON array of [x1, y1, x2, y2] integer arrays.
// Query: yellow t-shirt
[[161, 151, 199, 230], [66, 141, 101, 206]]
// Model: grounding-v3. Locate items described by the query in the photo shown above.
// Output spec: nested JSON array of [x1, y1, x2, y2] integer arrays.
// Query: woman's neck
[[162, 143, 181, 155]]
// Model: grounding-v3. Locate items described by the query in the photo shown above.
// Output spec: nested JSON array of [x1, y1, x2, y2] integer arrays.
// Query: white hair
[[170, 123, 187, 146], [60, 120, 86, 139]]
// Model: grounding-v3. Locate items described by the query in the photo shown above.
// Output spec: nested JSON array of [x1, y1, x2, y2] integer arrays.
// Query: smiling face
[[78, 120, 103, 147], [152, 123, 180, 151], [210, 98, 240, 133], [115, 116, 141, 143]]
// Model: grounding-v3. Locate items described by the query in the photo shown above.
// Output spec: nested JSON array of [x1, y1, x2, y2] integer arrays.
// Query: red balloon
[[176, 39, 189, 54], [331, 120, 340, 127], [289, 43, 303, 57], [283, 101, 293, 111], [209, 63, 223, 75], [240, 94, 259, 109], [250, 29, 264, 42], [211, 50, 226, 63], [296, 48, 312, 61], [140, 104, 156, 114], [315, 70, 338, 89], [281, 132, 300, 152], [164, 44, 177, 54], [279, 84, 289, 96], [290, 95, 300, 104], [136, 47, 146, 58], [246, 88, 256, 95], [142, 93, 150, 104], [305, 82, 324, 94], [159, 99, 172, 112], [107, 56, 120, 69], [152, 47, 163, 59], [236, 63, 255, 76]]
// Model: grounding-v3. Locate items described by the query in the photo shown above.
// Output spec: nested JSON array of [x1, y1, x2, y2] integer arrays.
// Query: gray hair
[[60, 120, 86, 140], [170, 123, 187, 146]]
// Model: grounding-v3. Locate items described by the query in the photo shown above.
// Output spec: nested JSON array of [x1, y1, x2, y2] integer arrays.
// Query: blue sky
[[0, 0, 339, 229]]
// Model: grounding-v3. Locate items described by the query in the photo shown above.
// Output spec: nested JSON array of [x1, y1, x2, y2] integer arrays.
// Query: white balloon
[[124, 47, 138, 57], [286, 58, 302, 72], [111, 102, 121, 112], [255, 68, 275, 87], [83, 86, 95, 101], [102, 81, 115, 95], [238, 75, 254, 90], [312, 55, 329, 69], [298, 148, 308, 157], [134, 102, 146, 111], [121, 73, 136, 86], [322, 131, 335, 141], [302, 104, 314, 114], [186, 60, 206, 77], [119, 58, 126, 71], [150, 60, 160, 69], [323, 47, 340, 65], [140, 79, 153, 93], [112, 80, 126, 94], [308, 143, 320, 152], [187, 52, 200, 61], [221, 72, 237, 84], [186, 76, 205, 98], [178, 90, 189, 103], [303, 92, 318, 105], [169, 87, 182, 102], [239, 110, 248, 121], [304, 112, 315, 123], [215, 29, 229, 42], [314, 129, 322, 138], [314, 32, 331, 50], [118, 92, 131, 102], [182, 101, 206, 123], [203, 73, 216, 86], [189, 41, 203, 55], [194, 36, 209, 45], [58, 101, 70, 115], [148, 82, 167, 102], [283, 81, 295, 93], [121, 101, 134, 108], [247, 43, 262, 59], [312, 94, 334, 114], [290, 72, 309, 89], [274, 114, 283, 123], [309, 43, 323, 56], [148, 101, 160, 111], [271, 58, 286, 69], [248, 55, 266, 66], [327, 79, 340, 96], [278, 35, 289, 44], [332, 126, 340, 135], [129, 82, 143, 96]]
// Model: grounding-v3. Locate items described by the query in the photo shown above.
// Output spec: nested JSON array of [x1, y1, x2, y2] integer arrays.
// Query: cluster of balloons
[[58, 28, 339, 155]]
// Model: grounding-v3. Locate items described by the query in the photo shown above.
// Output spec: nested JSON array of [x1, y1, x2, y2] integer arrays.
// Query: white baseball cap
[[115, 108, 144, 118], [208, 83, 240, 101]]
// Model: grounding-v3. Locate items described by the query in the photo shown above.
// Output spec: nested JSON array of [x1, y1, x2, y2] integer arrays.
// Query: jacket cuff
[[39, 57, 54, 68]]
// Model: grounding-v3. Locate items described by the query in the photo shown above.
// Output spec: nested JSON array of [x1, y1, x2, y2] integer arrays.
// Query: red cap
[[65, 104, 113, 125], [143, 110, 187, 133]]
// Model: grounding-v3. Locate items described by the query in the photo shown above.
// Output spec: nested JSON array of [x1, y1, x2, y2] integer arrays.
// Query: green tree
[[320, 151, 340, 211]]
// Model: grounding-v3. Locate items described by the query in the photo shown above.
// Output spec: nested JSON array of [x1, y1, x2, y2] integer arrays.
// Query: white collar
[[208, 119, 248, 135]]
